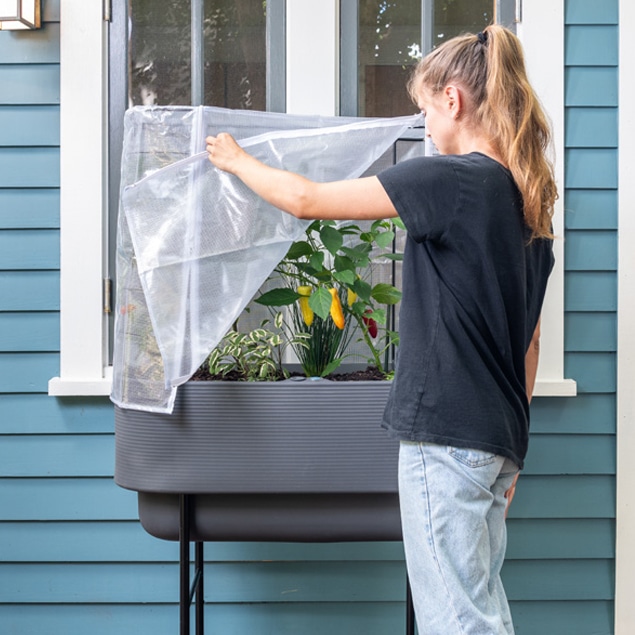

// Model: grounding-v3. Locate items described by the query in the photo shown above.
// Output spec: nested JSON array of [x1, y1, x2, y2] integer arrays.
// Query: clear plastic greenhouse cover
[[111, 106, 423, 413]]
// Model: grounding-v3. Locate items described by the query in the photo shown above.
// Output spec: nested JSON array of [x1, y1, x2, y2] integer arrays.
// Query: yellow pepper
[[297, 285, 314, 327], [329, 288, 345, 330], [347, 288, 357, 307]]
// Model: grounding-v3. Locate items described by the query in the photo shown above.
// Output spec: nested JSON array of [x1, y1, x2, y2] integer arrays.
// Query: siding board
[[565, 108, 618, 148], [0, 148, 60, 188], [0, 519, 613, 563], [0, 602, 615, 635], [565, 312, 616, 351], [0, 23, 60, 63], [564, 352, 616, 393], [0, 271, 60, 311], [0, 352, 60, 392], [0, 311, 59, 351], [0, 394, 113, 433], [0, 478, 138, 521], [0, 105, 60, 146], [565, 149, 618, 189], [566, 0, 618, 25], [564, 230, 617, 271], [564, 271, 616, 311], [0, 64, 60, 104], [0, 434, 114, 477], [530, 394, 615, 434], [565, 67, 617, 106], [0, 188, 60, 228], [565, 25, 618, 66], [565, 190, 617, 230], [0, 229, 60, 269], [0, 559, 613, 604]]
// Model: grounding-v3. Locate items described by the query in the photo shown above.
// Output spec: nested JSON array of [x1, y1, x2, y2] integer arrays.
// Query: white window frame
[[616, 0, 635, 631], [49, 0, 575, 398]]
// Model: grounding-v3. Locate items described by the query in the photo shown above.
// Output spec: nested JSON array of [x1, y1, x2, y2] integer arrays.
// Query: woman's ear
[[444, 85, 463, 119]]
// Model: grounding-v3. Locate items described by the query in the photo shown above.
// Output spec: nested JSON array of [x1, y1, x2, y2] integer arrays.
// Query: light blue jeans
[[399, 441, 519, 635]]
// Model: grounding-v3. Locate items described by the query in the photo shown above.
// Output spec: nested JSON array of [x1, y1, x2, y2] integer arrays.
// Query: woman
[[206, 25, 555, 634]]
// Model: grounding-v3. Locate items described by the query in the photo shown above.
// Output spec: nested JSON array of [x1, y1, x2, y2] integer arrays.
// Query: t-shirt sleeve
[[377, 156, 460, 243]]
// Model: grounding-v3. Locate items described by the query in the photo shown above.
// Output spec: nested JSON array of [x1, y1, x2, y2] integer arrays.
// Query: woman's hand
[[205, 133, 246, 175]]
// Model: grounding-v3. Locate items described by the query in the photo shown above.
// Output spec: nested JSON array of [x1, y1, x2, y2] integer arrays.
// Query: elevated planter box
[[114, 379, 401, 542]]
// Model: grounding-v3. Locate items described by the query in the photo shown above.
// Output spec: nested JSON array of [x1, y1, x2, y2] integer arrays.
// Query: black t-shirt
[[377, 153, 554, 468]]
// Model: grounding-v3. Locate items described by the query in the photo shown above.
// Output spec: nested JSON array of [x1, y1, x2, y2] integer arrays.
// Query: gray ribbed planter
[[114, 379, 401, 542]]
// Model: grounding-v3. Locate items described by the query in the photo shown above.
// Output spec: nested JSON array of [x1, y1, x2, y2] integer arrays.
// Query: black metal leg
[[180, 495, 191, 635], [195, 541, 204, 635], [406, 575, 416, 635]]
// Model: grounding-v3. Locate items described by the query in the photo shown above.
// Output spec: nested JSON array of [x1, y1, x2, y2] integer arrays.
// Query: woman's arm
[[505, 318, 542, 516], [206, 133, 398, 221]]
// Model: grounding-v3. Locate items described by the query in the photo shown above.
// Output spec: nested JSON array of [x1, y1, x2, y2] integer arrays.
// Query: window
[[50, 0, 574, 396]]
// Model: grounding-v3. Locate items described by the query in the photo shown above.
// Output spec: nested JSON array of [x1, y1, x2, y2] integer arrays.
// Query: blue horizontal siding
[[0, 23, 60, 63], [564, 230, 617, 270], [0, 394, 113, 433], [0, 148, 59, 187], [530, 394, 615, 434], [565, 0, 618, 25], [565, 312, 616, 351], [0, 477, 138, 521], [0, 312, 59, 351], [565, 190, 617, 230], [0, 188, 60, 228], [507, 518, 614, 560], [0, 106, 60, 146], [0, 518, 613, 563], [0, 560, 613, 604], [565, 67, 617, 106], [0, 64, 60, 104], [564, 272, 616, 311], [0, 435, 114, 477], [0, 352, 59, 392], [565, 149, 617, 188], [0, 601, 614, 635], [565, 352, 615, 393], [0, 271, 59, 310], [511, 475, 614, 519], [524, 434, 615, 475], [565, 25, 618, 66], [0, 229, 59, 269], [565, 108, 617, 148], [0, 474, 613, 522]]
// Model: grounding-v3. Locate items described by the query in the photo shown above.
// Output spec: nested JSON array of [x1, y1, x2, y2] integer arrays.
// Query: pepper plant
[[253, 218, 403, 377]]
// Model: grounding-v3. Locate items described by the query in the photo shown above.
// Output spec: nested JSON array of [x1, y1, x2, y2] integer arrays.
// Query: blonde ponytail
[[409, 25, 556, 239]]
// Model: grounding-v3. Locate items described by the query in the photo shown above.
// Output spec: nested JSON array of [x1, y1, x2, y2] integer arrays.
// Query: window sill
[[48, 366, 113, 397], [47, 368, 577, 399]]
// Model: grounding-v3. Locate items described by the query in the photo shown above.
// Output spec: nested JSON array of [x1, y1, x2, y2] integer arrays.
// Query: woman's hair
[[408, 25, 556, 239]]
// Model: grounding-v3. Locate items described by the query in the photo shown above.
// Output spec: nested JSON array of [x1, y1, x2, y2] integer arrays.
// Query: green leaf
[[321, 357, 343, 377], [333, 269, 356, 285], [391, 217, 406, 230], [286, 241, 313, 260], [333, 254, 356, 273], [352, 278, 372, 303], [360, 231, 376, 243], [255, 288, 300, 306], [381, 252, 403, 261], [309, 251, 325, 272], [320, 225, 344, 255], [308, 286, 333, 320], [374, 230, 395, 249], [371, 283, 402, 305]]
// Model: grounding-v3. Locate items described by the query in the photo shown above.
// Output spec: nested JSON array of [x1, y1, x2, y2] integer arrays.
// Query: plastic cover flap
[[111, 106, 422, 413]]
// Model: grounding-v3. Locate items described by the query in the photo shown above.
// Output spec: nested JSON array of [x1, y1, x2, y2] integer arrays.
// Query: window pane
[[128, 0, 267, 109], [354, 0, 496, 117], [358, 0, 422, 117], [433, 0, 493, 46]]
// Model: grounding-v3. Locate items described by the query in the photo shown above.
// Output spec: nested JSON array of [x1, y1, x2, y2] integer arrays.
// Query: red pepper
[[363, 309, 378, 338]]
